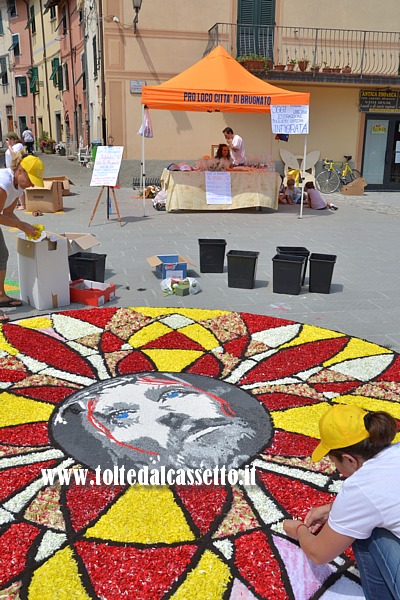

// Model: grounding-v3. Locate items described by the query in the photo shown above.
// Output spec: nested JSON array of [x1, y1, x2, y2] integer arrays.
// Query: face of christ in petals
[[51, 373, 272, 471]]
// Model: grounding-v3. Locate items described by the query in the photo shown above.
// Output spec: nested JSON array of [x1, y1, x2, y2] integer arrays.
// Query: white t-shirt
[[307, 187, 327, 210], [5, 143, 24, 168], [329, 443, 400, 540], [231, 134, 246, 165], [22, 129, 34, 143], [0, 168, 24, 208]]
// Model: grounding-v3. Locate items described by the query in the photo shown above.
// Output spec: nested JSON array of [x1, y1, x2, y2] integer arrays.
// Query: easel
[[89, 185, 122, 227]]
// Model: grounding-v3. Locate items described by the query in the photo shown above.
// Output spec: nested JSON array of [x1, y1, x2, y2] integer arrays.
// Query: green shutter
[[0, 11, 4, 35], [237, 0, 275, 58], [20, 77, 28, 96], [57, 64, 63, 90]]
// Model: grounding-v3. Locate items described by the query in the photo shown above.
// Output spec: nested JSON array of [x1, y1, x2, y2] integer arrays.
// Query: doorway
[[362, 114, 400, 190]]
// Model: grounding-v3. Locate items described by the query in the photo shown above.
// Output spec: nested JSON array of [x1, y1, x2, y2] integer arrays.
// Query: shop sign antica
[[359, 89, 400, 112]]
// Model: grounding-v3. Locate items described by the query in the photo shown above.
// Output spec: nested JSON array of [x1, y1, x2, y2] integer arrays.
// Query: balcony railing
[[204, 23, 400, 79]]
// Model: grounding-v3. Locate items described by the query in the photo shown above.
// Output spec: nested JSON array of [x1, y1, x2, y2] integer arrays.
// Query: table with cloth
[[160, 168, 281, 212]]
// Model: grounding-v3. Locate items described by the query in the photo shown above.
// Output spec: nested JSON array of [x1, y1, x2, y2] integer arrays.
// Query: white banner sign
[[270, 105, 309, 135], [205, 171, 232, 204], [90, 146, 124, 187]]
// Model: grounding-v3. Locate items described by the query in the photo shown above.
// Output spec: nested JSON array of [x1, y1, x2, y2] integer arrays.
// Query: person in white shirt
[[283, 404, 400, 600], [22, 127, 35, 154], [5, 133, 24, 169], [0, 152, 44, 322], [222, 127, 246, 166]]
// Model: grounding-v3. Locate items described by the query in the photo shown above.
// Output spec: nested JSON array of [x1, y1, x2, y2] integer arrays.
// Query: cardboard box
[[25, 180, 63, 213], [60, 232, 101, 256], [17, 232, 70, 310], [174, 281, 190, 296], [70, 279, 116, 306], [43, 176, 74, 196], [341, 177, 367, 196], [147, 254, 195, 279]]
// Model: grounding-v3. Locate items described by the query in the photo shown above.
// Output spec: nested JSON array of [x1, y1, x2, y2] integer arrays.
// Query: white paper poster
[[205, 172, 232, 204], [270, 105, 309, 135], [90, 146, 124, 187]]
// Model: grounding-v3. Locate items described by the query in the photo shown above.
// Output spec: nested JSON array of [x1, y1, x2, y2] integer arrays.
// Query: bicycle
[[315, 155, 361, 193]]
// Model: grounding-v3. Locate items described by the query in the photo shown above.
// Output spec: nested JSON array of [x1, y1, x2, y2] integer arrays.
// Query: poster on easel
[[90, 146, 124, 187]]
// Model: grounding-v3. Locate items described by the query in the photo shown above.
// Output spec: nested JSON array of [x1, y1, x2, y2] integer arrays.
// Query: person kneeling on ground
[[305, 181, 338, 211], [283, 405, 400, 600], [0, 153, 44, 323]]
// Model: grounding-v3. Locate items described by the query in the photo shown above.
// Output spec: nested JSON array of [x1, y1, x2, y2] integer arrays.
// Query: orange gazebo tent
[[142, 45, 310, 113]]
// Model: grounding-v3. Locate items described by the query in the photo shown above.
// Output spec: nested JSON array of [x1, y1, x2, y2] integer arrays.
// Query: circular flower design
[[0, 307, 399, 599]]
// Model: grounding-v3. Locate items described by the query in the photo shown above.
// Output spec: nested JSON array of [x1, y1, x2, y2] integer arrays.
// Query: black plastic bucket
[[272, 254, 306, 295], [276, 246, 310, 285], [309, 253, 337, 293], [68, 252, 107, 283], [227, 250, 259, 289], [198, 238, 227, 273]]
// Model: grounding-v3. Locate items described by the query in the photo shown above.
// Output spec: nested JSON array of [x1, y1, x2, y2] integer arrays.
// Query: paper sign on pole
[[205, 172, 232, 204], [90, 146, 124, 187], [270, 105, 309, 135]]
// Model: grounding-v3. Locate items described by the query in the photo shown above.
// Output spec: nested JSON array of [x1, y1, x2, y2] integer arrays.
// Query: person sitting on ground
[[305, 181, 338, 211], [279, 178, 305, 205], [283, 404, 400, 600], [5, 134, 26, 210], [215, 144, 233, 170], [0, 152, 44, 322]]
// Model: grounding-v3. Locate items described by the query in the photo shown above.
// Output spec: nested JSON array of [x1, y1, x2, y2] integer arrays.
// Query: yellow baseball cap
[[311, 405, 369, 462], [20, 155, 45, 188]]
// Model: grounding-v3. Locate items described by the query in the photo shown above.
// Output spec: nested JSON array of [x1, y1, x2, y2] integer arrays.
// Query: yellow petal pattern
[[142, 349, 204, 371], [280, 324, 345, 349], [16, 317, 53, 330], [29, 547, 90, 600], [128, 322, 171, 348], [85, 486, 195, 544], [0, 393, 54, 427], [179, 323, 219, 350], [323, 338, 392, 367], [171, 550, 232, 599], [271, 403, 331, 439]]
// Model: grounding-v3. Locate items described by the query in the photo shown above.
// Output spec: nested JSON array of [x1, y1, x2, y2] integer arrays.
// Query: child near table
[[305, 182, 338, 211]]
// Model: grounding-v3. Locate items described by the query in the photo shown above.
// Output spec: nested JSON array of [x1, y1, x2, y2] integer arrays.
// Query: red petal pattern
[[75, 540, 198, 600], [66, 479, 125, 531], [117, 351, 155, 374], [239, 338, 349, 384], [12, 386, 76, 404], [186, 353, 221, 376], [2, 325, 95, 378], [0, 423, 49, 446], [100, 331, 124, 353], [235, 531, 289, 599], [241, 312, 296, 334], [257, 471, 336, 520], [0, 461, 57, 503], [174, 485, 229, 534], [265, 430, 319, 457], [0, 523, 40, 587]]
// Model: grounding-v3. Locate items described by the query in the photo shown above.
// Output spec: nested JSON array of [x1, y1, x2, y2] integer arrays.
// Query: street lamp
[[133, 0, 142, 34]]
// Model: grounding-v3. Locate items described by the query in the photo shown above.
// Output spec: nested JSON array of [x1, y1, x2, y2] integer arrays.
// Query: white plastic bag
[[160, 277, 201, 295]]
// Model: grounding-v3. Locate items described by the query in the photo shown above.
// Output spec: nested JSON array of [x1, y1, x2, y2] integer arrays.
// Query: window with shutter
[[0, 10, 4, 35], [50, 57, 59, 86], [57, 64, 63, 90], [237, 0, 275, 58], [0, 56, 7, 85]]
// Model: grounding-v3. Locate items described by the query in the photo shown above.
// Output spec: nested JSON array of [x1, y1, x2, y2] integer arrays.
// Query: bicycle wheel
[[315, 170, 340, 193], [343, 169, 361, 184]]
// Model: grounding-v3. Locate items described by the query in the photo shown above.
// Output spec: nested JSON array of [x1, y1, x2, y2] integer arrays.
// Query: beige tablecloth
[[160, 169, 281, 211]]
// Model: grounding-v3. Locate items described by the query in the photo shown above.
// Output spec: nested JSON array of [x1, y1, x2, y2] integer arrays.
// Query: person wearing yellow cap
[[283, 404, 400, 599], [0, 151, 44, 322]]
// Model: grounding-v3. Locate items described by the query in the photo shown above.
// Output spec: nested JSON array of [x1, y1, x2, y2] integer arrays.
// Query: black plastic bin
[[272, 254, 306, 295], [68, 252, 107, 283], [227, 250, 259, 289], [198, 238, 227, 273], [309, 253, 337, 294], [276, 246, 310, 285]]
